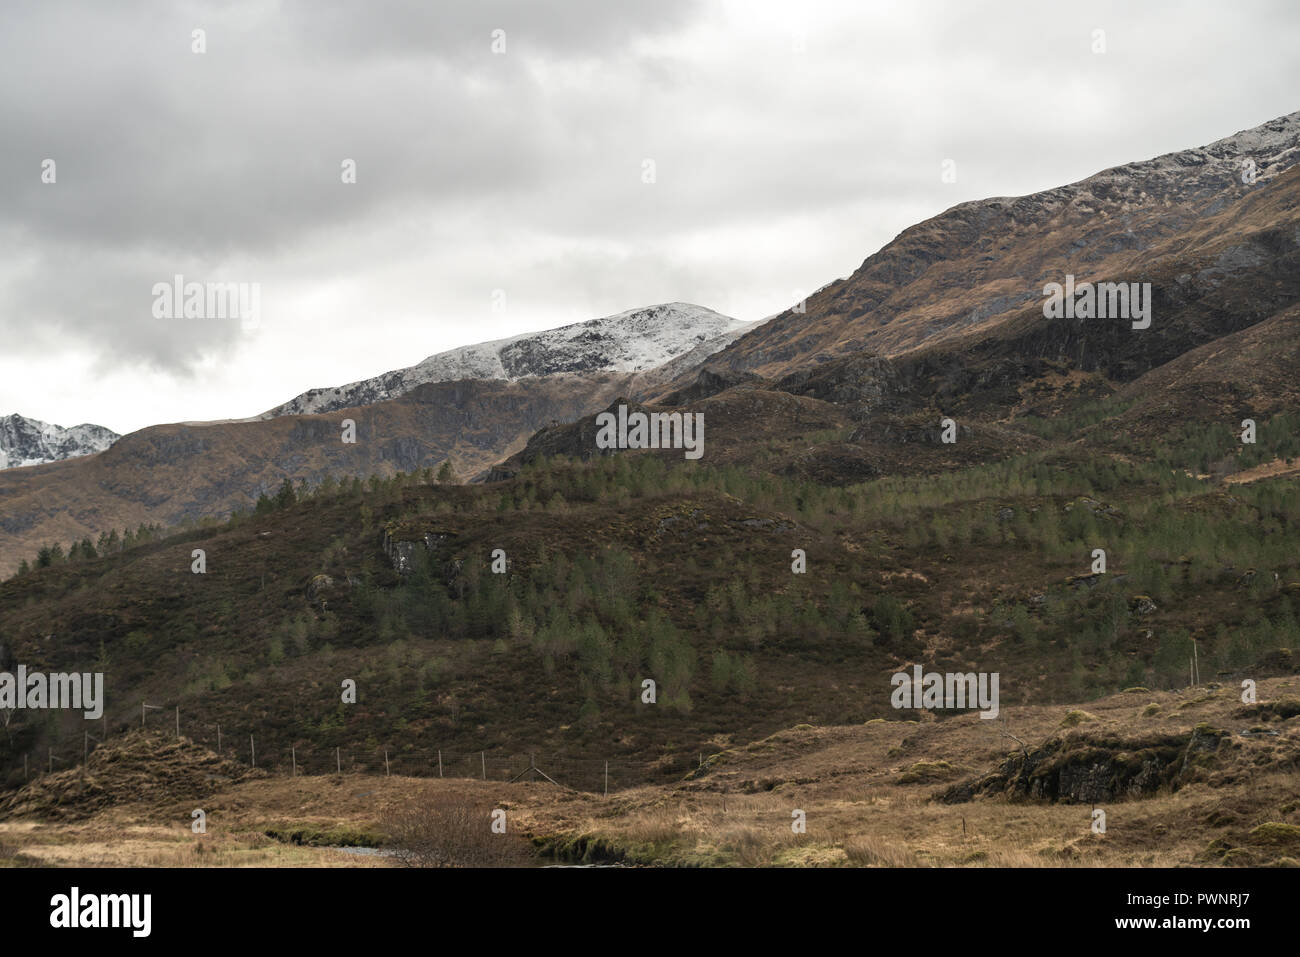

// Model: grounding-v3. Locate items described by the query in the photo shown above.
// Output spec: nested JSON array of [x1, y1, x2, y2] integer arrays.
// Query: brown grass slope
[[1111, 302, 1300, 443], [0, 372, 638, 577], [0, 679, 1295, 867]]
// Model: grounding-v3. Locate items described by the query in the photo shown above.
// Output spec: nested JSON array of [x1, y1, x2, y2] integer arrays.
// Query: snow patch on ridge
[[0, 414, 119, 470], [263, 302, 756, 418]]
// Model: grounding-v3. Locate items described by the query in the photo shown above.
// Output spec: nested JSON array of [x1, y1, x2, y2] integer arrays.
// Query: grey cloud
[[1, 0, 1298, 410]]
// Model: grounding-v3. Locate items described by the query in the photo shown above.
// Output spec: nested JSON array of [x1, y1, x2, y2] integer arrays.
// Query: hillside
[[3, 419, 1297, 794], [701, 110, 1300, 380], [0, 307, 755, 577], [0, 373, 640, 578], [5, 115, 1300, 582], [2, 112, 1298, 845]]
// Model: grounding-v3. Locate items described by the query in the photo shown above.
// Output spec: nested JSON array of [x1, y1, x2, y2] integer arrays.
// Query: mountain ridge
[[700, 109, 1300, 379], [4, 111, 1300, 575], [0, 413, 119, 471], [263, 302, 757, 418]]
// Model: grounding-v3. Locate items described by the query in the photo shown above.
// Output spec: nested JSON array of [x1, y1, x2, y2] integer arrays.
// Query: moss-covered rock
[[937, 727, 1229, 805], [1221, 847, 1258, 867], [1248, 822, 1300, 848], [1059, 710, 1097, 728]]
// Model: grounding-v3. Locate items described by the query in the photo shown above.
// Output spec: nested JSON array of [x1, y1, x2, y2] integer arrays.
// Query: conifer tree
[[275, 478, 297, 510]]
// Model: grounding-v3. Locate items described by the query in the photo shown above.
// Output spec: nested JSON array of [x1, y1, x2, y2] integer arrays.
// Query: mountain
[[0, 414, 119, 470], [3, 112, 1300, 861], [264, 303, 756, 418], [701, 110, 1300, 379], [0, 374, 639, 576], [0, 305, 754, 576], [5, 113, 1300, 576]]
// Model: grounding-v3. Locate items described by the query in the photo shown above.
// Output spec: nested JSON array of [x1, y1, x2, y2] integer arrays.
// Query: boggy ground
[[0, 677, 1296, 868]]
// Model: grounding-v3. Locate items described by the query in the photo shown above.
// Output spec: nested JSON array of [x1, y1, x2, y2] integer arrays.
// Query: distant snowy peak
[[0, 414, 119, 470], [265, 302, 756, 418], [421, 302, 753, 379]]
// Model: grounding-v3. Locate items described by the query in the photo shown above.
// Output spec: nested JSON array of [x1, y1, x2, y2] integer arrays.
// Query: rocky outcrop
[[938, 726, 1233, 805], [774, 353, 906, 419], [660, 367, 762, 406], [489, 397, 648, 476], [381, 528, 457, 579]]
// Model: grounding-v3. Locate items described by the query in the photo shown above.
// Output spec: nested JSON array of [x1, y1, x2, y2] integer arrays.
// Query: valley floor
[[1, 678, 1296, 868]]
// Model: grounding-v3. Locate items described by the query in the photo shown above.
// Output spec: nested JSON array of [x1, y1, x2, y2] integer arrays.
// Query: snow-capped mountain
[[0, 414, 119, 470], [264, 303, 758, 418]]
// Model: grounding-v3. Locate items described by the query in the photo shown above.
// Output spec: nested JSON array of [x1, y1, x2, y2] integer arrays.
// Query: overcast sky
[[2, 0, 1296, 435]]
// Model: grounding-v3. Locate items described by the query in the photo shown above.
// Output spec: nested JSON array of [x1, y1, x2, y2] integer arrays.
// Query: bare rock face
[[492, 396, 655, 477], [659, 367, 762, 406], [382, 528, 456, 579], [0, 414, 118, 470], [774, 353, 905, 419]]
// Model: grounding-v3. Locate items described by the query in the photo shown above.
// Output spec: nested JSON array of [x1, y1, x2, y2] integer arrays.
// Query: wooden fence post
[[141, 702, 161, 729]]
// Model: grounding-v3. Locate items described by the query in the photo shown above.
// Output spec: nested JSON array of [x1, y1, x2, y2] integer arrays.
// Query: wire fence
[[2, 702, 708, 795]]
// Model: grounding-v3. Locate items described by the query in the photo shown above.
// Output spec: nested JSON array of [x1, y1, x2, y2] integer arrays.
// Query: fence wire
[[2, 704, 708, 794]]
